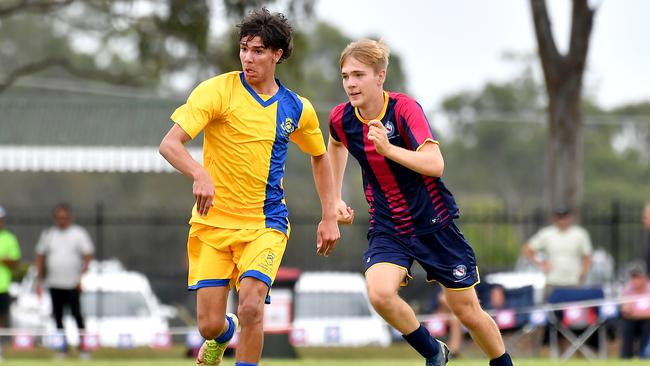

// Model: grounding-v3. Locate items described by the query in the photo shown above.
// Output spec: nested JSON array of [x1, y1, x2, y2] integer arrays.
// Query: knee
[[368, 287, 396, 311], [237, 297, 264, 326], [197, 314, 226, 340], [449, 300, 482, 326]]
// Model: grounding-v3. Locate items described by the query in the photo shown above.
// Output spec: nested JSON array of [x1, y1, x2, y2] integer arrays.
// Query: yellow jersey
[[171, 71, 326, 235]]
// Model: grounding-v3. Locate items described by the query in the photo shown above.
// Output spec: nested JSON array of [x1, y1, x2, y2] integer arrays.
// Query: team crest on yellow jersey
[[280, 117, 296, 137]]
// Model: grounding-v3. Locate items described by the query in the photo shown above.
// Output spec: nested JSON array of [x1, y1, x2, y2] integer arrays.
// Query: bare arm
[[328, 138, 348, 201], [81, 254, 92, 274], [159, 124, 213, 216], [310, 153, 340, 257], [35, 254, 45, 281], [328, 138, 354, 224], [579, 255, 592, 284], [1, 258, 18, 268], [367, 120, 444, 177], [522, 242, 550, 272]]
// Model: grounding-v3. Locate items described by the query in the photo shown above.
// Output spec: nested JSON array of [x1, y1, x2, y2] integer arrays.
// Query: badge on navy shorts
[[452, 265, 467, 280]]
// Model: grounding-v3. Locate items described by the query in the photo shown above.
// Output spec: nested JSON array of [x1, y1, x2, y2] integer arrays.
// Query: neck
[[247, 75, 279, 96], [358, 90, 385, 120]]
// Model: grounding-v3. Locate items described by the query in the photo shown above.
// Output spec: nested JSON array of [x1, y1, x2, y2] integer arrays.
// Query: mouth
[[348, 91, 361, 98]]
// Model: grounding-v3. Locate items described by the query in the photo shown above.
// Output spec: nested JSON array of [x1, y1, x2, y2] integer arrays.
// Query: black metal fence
[[4, 202, 647, 311]]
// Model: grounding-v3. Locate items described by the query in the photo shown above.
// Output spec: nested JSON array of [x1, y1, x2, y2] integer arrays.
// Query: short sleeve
[[6, 233, 20, 260], [328, 105, 344, 143], [35, 230, 49, 255], [170, 75, 229, 139], [579, 228, 593, 255], [290, 97, 326, 156], [528, 227, 549, 251], [397, 98, 437, 151], [77, 227, 95, 256]]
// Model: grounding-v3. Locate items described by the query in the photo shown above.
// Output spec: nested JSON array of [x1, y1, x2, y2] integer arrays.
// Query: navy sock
[[215, 315, 235, 343], [402, 324, 439, 359], [235, 363, 256, 366], [489, 352, 514, 366]]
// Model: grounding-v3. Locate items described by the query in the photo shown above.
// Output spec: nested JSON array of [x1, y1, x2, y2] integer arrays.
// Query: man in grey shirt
[[522, 208, 593, 298], [35, 203, 94, 355]]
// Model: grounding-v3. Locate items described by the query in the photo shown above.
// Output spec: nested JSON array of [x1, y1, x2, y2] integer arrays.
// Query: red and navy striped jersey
[[329, 92, 459, 236]]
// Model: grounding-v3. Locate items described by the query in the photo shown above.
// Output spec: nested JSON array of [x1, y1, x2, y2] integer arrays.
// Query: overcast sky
[[313, 0, 650, 112]]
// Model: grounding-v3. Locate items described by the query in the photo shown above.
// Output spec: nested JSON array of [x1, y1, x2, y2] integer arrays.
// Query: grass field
[[4, 344, 650, 366], [4, 359, 650, 366]]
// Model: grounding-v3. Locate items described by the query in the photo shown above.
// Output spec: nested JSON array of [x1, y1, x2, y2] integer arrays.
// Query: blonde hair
[[339, 39, 389, 72]]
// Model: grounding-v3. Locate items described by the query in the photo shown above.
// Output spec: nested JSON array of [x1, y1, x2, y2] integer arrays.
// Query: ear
[[377, 68, 386, 85], [274, 48, 284, 64]]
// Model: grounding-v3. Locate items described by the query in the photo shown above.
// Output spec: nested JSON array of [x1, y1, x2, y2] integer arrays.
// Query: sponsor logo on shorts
[[258, 250, 276, 272], [452, 264, 467, 280]]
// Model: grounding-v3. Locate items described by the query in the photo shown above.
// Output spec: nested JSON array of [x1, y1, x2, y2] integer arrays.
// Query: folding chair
[[478, 284, 538, 356], [547, 287, 609, 361]]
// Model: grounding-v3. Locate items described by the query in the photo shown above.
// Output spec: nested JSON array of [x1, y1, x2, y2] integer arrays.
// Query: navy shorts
[[363, 222, 479, 289]]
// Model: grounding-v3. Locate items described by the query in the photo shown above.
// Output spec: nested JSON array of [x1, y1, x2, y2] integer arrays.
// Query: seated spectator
[[429, 286, 463, 358], [621, 263, 650, 358]]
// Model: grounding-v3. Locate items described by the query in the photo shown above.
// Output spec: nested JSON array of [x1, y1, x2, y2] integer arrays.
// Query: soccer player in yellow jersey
[[159, 8, 340, 366]]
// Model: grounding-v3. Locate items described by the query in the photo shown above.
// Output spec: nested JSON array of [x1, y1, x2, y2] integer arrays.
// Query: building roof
[[0, 87, 202, 172]]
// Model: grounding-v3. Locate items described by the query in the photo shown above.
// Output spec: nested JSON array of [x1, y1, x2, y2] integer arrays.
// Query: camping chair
[[547, 287, 613, 361], [477, 284, 538, 356]]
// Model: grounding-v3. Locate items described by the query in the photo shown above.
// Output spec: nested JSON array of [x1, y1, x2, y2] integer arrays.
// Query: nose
[[241, 49, 253, 63]]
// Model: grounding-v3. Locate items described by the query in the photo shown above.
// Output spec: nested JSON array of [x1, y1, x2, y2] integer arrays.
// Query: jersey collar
[[239, 72, 286, 108], [354, 91, 389, 124]]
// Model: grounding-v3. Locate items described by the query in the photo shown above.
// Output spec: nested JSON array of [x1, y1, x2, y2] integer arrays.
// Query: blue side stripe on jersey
[[263, 90, 302, 234]]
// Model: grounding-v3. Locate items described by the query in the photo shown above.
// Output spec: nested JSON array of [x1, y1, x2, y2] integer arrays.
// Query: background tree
[[530, 0, 596, 213]]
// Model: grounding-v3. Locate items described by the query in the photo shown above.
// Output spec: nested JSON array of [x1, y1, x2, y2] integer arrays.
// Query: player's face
[[341, 56, 385, 109], [239, 36, 283, 86]]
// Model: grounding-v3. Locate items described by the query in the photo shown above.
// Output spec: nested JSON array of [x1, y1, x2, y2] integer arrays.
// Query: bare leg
[[365, 264, 420, 334], [196, 286, 230, 340], [443, 286, 505, 359], [235, 277, 268, 364]]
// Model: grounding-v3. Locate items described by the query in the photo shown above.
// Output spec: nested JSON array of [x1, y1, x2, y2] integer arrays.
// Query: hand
[[539, 261, 552, 273], [316, 218, 340, 257], [367, 120, 391, 156], [192, 168, 215, 216], [335, 200, 354, 225]]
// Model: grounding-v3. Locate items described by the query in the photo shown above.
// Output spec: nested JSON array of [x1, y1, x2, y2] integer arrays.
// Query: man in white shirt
[[522, 208, 593, 297], [35, 203, 94, 356]]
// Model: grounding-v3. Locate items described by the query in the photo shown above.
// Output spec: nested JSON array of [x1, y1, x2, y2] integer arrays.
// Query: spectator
[[35, 203, 94, 358], [620, 263, 650, 358], [431, 288, 463, 358], [522, 208, 593, 299], [0, 206, 20, 329], [485, 285, 507, 311]]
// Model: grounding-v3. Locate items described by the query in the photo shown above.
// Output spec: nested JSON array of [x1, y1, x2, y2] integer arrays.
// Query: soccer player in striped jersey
[[328, 39, 514, 366], [160, 8, 340, 366]]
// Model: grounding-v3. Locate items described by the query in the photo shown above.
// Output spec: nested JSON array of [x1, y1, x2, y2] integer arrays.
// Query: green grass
[[4, 358, 650, 366], [3, 345, 650, 365]]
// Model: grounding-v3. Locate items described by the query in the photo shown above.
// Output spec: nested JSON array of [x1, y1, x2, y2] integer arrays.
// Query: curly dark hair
[[237, 7, 293, 63]]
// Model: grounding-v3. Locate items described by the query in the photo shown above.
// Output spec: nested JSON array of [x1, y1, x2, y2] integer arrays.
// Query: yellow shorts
[[186, 224, 287, 301]]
